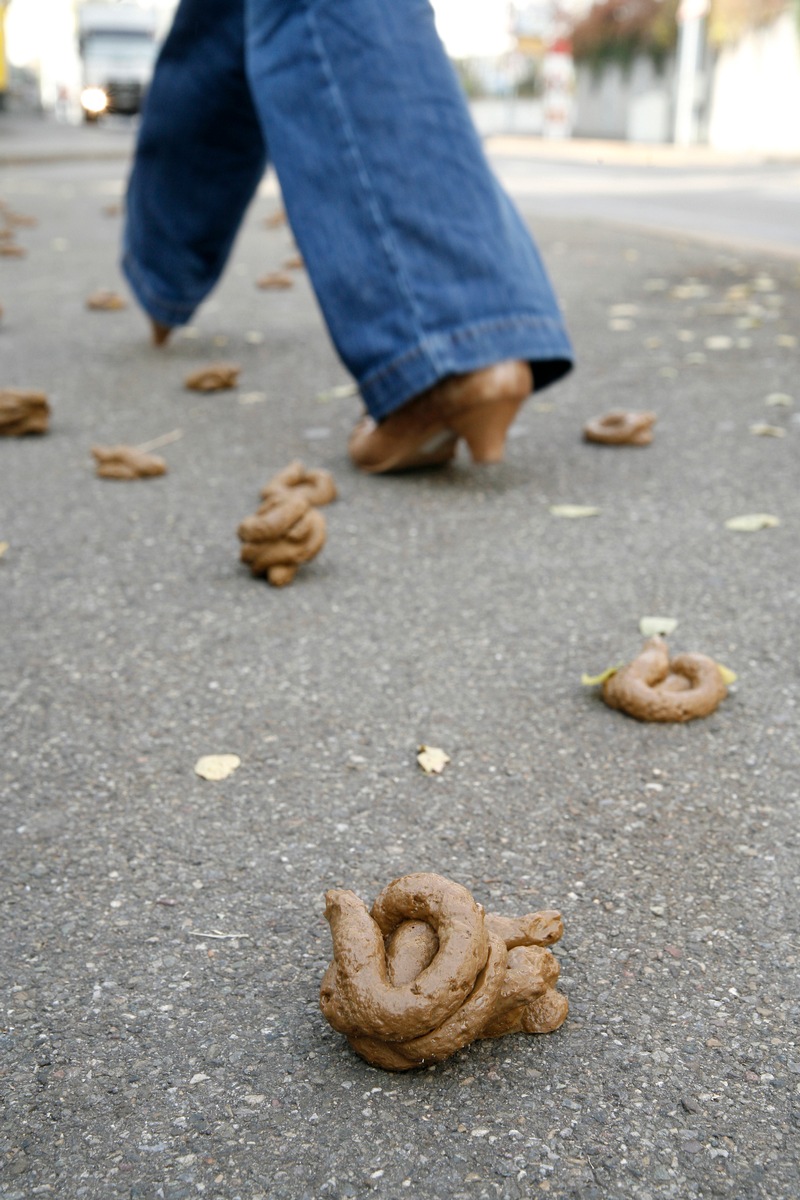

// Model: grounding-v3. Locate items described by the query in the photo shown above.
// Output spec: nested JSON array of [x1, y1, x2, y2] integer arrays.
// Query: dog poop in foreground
[[602, 636, 728, 722], [320, 872, 567, 1070]]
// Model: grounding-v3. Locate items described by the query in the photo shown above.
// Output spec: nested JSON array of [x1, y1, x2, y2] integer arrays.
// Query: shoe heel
[[448, 395, 525, 464]]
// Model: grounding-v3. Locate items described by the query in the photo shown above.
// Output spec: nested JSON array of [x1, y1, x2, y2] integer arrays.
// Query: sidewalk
[[1, 132, 799, 1200], [0, 111, 136, 165]]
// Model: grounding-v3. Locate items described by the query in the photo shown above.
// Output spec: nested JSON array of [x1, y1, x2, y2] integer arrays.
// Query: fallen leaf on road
[[316, 382, 359, 402], [194, 754, 241, 781], [550, 505, 601, 519], [765, 393, 793, 407], [705, 335, 733, 350], [609, 303, 639, 317], [0, 541, 8, 558], [639, 616, 678, 637], [749, 423, 786, 438], [86, 290, 127, 311], [284, 254, 304, 270], [717, 664, 738, 685], [724, 513, 780, 532], [256, 271, 293, 290], [417, 746, 450, 775], [581, 665, 620, 686]]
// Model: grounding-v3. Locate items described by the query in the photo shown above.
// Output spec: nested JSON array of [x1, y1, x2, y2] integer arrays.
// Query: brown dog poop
[[320, 873, 568, 1071], [583, 410, 656, 445], [91, 444, 168, 480], [0, 389, 50, 436], [184, 362, 241, 392], [238, 489, 326, 587], [602, 636, 728, 722], [86, 290, 127, 311], [260, 460, 337, 507]]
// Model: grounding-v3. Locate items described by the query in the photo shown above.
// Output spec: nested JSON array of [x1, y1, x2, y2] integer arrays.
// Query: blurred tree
[[571, 0, 680, 74]]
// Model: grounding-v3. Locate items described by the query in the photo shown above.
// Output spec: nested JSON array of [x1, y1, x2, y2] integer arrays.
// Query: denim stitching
[[361, 312, 570, 390], [303, 0, 441, 380], [122, 252, 202, 322]]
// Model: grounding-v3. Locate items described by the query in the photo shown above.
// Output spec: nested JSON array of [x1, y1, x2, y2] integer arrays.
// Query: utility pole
[[673, 0, 709, 145]]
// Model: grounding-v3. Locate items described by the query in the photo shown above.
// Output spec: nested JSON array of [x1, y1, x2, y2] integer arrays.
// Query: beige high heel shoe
[[348, 360, 533, 474], [150, 318, 172, 346]]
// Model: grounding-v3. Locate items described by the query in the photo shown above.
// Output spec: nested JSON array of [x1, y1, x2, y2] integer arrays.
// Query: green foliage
[[572, 0, 680, 74]]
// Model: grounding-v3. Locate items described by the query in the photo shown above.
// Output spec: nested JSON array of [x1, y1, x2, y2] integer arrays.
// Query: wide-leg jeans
[[123, 0, 574, 420]]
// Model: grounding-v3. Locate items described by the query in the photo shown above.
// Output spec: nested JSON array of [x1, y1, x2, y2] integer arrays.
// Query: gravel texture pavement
[[1, 129, 799, 1200]]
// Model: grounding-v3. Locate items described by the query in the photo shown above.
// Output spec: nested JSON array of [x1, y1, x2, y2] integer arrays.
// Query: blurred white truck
[[78, 3, 158, 120]]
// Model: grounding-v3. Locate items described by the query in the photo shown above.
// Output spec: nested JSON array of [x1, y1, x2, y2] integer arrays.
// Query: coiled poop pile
[[320, 872, 568, 1070]]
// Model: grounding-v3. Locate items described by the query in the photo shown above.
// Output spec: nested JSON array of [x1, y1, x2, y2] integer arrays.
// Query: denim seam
[[122, 251, 203, 322], [303, 1, 441, 380], [361, 312, 569, 390]]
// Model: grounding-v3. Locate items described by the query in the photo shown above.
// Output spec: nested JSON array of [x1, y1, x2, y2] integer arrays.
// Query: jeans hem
[[358, 314, 574, 420], [121, 251, 203, 327]]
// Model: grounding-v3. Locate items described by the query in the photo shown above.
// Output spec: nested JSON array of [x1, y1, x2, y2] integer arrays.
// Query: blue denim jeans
[[123, 0, 573, 420]]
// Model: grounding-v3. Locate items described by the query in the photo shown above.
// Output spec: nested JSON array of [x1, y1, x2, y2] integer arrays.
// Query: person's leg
[[243, 0, 573, 424], [123, 0, 268, 333]]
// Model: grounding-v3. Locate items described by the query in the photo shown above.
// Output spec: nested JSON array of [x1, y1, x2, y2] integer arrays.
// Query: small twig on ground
[[187, 929, 251, 940], [135, 428, 184, 453]]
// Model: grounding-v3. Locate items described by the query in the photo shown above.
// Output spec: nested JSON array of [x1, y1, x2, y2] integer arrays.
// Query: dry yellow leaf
[[749, 424, 785, 438], [609, 303, 639, 317], [724, 513, 780, 532], [639, 616, 678, 637], [0, 541, 8, 558], [717, 664, 738, 685], [550, 505, 601, 519], [581, 665, 620, 686], [194, 754, 241, 781], [417, 745, 450, 775], [316, 382, 359, 402]]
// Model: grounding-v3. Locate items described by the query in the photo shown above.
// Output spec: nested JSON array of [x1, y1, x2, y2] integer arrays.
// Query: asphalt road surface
[[1, 122, 799, 1200]]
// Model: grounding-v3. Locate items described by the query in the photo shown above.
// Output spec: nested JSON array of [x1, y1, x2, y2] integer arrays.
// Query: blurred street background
[[2, 4, 799, 1200]]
